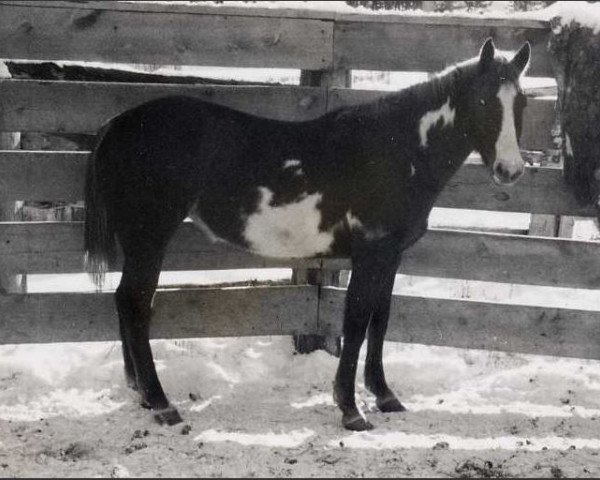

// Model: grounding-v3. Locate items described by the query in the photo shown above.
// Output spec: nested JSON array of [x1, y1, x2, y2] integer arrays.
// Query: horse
[[84, 38, 531, 431]]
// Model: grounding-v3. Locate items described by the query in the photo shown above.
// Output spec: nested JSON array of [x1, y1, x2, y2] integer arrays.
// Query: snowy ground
[[3, 337, 600, 477]]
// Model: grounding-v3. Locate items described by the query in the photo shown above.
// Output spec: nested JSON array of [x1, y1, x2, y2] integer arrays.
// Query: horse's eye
[[479, 99, 486, 106]]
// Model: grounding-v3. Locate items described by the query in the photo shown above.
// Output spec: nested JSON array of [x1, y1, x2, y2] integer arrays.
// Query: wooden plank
[[558, 216, 576, 239], [0, 220, 320, 274], [0, 2, 333, 69], [3, 222, 600, 290], [320, 288, 600, 360], [323, 228, 600, 289], [529, 214, 558, 237], [334, 20, 553, 77], [330, 88, 557, 152], [0, 285, 318, 344], [0, 150, 595, 216], [0, 80, 328, 133], [0, 151, 86, 202], [0, 81, 555, 148], [0, 1, 554, 26]]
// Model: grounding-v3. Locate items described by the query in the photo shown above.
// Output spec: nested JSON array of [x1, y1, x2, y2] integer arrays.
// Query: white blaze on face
[[243, 187, 335, 258], [494, 83, 524, 180], [419, 98, 456, 148]]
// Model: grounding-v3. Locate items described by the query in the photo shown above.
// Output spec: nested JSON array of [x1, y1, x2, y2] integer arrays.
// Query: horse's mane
[[335, 53, 519, 121]]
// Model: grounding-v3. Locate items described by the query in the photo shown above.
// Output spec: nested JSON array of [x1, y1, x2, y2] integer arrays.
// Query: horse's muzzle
[[492, 160, 524, 186]]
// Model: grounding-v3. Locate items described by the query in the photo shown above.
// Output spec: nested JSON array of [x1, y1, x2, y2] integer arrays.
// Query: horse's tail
[[84, 123, 116, 288]]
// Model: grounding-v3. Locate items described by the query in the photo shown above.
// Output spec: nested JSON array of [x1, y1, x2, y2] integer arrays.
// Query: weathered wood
[[0, 2, 333, 69], [334, 19, 553, 77], [0, 221, 321, 274], [329, 88, 557, 152], [4, 222, 600, 290], [0, 1, 554, 26], [0, 131, 24, 293], [320, 288, 600, 360], [558, 216, 576, 239], [2, 150, 595, 216], [0, 80, 327, 133], [529, 214, 558, 237], [436, 160, 595, 216], [323, 228, 600, 289], [0, 285, 319, 344]]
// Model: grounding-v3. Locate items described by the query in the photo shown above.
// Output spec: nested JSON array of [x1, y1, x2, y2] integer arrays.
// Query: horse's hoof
[[154, 406, 183, 426], [343, 414, 374, 431], [376, 396, 407, 413]]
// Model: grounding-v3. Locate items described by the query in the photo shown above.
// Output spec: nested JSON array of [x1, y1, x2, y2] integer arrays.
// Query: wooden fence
[[1, 1, 600, 359]]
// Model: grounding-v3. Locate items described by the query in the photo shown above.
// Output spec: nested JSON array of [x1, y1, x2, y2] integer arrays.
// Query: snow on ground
[[2, 337, 600, 477]]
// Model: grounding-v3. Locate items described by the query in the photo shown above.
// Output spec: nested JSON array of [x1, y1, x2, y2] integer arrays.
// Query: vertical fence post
[[291, 67, 351, 357], [0, 132, 27, 293]]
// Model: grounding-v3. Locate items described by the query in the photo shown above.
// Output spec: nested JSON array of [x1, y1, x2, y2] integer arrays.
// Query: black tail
[[84, 124, 116, 288]]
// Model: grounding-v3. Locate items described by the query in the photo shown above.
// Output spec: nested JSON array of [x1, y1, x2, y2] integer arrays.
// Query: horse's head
[[463, 38, 530, 186]]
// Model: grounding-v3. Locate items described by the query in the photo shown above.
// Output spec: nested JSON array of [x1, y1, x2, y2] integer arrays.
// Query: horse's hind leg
[[116, 243, 183, 425]]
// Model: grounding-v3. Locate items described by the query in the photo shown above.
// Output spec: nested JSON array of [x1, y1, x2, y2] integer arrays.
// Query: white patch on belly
[[243, 187, 335, 258], [419, 97, 455, 148], [283, 159, 304, 176], [494, 84, 523, 176]]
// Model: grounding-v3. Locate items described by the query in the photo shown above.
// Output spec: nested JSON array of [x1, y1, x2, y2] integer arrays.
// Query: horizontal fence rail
[[3, 221, 600, 290], [0, 1, 553, 75], [0, 151, 593, 216], [0, 81, 556, 153], [320, 288, 600, 360], [0, 1, 334, 69], [2, 286, 319, 344]]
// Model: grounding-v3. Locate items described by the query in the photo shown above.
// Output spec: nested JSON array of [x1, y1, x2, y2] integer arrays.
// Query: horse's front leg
[[364, 254, 406, 413], [333, 243, 401, 431]]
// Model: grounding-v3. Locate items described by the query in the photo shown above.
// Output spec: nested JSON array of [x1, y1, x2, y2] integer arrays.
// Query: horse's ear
[[511, 42, 531, 76], [479, 38, 495, 71]]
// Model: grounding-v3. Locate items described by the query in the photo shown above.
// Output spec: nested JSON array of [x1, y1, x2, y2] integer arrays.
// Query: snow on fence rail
[[1, 1, 599, 359]]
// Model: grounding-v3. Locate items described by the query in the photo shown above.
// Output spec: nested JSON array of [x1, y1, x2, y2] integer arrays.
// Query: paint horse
[[84, 39, 531, 431]]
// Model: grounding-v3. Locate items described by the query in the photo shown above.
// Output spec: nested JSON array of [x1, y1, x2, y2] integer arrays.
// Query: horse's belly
[[191, 187, 337, 259], [242, 187, 335, 258]]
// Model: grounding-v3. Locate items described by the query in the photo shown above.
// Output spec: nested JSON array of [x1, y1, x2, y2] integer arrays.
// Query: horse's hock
[[0, 1, 600, 358]]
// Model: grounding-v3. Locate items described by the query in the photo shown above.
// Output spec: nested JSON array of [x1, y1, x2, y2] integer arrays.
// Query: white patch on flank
[[419, 97, 456, 147], [195, 428, 314, 448], [283, 158, 304, 176], [243, 187, 335, 258], [410, 163, 416, 177], [330, 432, 600, 451], [494, 83, 523, 179]]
